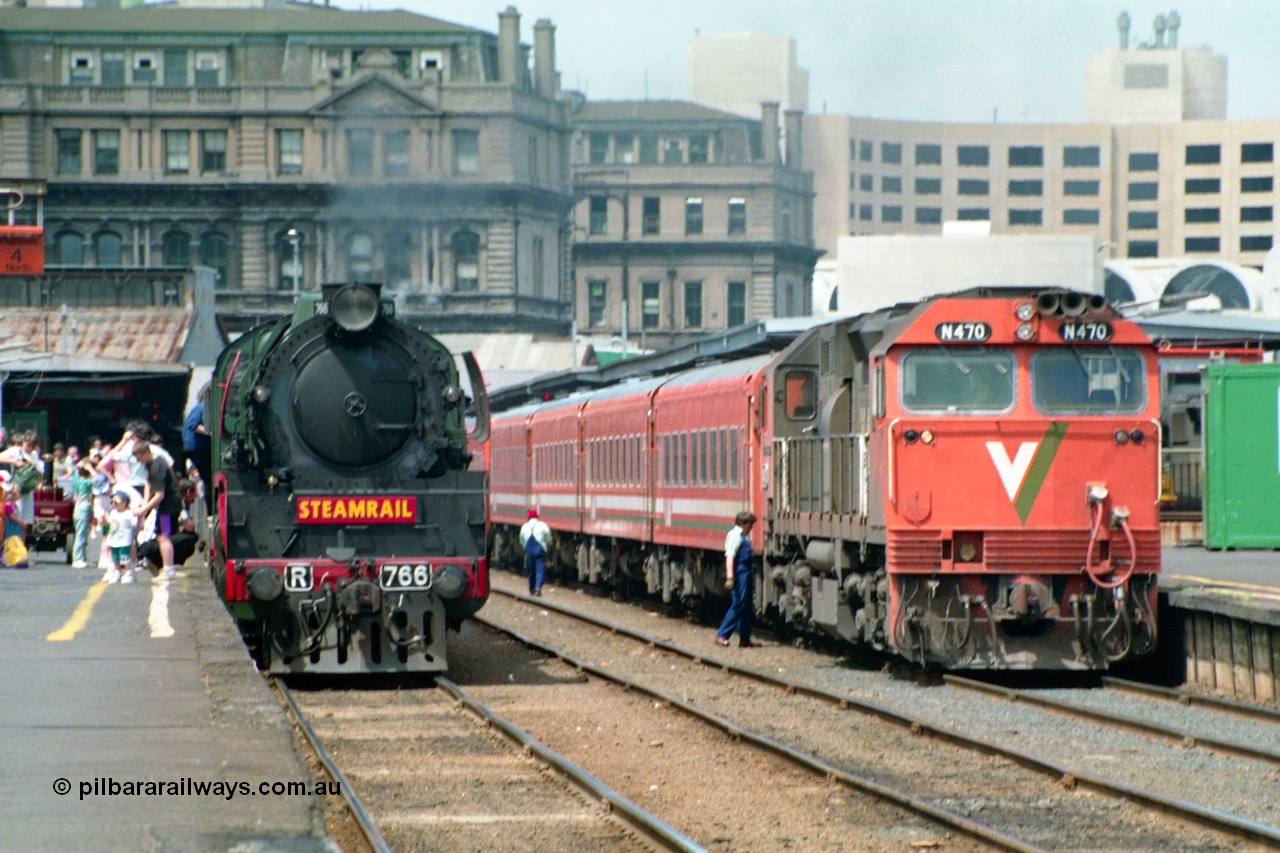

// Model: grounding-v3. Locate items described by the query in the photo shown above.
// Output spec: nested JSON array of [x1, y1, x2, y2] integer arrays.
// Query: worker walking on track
[[715, 511, 758, 648], [519, 508, 552, 597]]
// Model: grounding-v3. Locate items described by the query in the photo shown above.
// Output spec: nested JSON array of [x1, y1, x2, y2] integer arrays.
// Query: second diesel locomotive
[[490, 288, 1161, 670], [210, 283, 490, 674]]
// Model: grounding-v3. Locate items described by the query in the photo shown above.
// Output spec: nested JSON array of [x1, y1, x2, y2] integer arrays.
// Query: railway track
[[485, 575, 1280, 850]]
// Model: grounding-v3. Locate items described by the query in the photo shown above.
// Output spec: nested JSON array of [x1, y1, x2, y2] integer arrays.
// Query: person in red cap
[[519, 508, 552, 596]]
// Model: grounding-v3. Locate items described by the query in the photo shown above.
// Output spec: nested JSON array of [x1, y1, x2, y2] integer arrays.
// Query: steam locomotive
[[209, 283, 489, 673], [490, 288, 1161, 670]]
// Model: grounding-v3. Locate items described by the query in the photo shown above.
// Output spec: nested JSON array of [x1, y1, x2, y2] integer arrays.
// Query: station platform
[[0, 549, 335, 852]]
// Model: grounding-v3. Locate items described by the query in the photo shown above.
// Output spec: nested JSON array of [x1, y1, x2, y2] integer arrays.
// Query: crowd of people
[[0, 411, 207, 580]]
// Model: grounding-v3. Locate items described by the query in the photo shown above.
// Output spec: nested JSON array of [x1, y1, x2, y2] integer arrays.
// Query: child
[[102, 491, 138, 584], [0, 472, 27, 568]]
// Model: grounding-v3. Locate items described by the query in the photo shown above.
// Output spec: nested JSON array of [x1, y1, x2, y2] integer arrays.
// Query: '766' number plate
[[380, 563, 433, 590]]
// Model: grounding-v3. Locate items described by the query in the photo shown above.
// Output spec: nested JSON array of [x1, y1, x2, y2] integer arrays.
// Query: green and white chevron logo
[[985, 422, 1068, 524]]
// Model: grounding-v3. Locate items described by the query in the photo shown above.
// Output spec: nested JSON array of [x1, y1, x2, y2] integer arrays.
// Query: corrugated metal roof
[[0, 308, 191, 365], [575, 100, 752, 124], [0, 8, 479, 36]]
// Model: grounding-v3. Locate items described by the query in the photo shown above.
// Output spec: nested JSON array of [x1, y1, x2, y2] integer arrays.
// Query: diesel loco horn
[[1035, 292, 1061, 316], [1060, 292, 1088, 317], [1087, 294, 1107, 313]]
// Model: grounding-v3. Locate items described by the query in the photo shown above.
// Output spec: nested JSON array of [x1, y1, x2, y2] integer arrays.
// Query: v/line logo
[[984, 422, 1068, 524]]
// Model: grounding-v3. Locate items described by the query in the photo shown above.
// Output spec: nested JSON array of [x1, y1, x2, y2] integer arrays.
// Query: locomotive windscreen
[[292, 337, 418, 467]]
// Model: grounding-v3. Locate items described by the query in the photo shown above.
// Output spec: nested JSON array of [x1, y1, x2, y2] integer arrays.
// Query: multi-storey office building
[[0, 5, 573, 334], [570, 100, 820, 348]]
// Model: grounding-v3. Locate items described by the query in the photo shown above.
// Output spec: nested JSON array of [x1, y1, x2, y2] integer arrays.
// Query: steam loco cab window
[[1032, 349, 1146, 413], [900, 348, 1015, 413], [783, 370, 817, 420]]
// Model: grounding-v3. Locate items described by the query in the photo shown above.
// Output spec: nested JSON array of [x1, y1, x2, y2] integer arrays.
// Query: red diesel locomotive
[[490, 288, 1161, 669]]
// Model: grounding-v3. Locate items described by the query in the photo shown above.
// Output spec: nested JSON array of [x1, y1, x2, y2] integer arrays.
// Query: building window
[[858, 204, 873, 221], [958, 178, 989, 195], [1241, 235, 1274, 252], [1064, 180, 1099, 196], [200, 130, 226, 174], [384, 131, 409, 176], [1241, 206, 1273, 222], [1185, 178, 1221, 194], [347, 232, 373, 282], [1241, 142, 1274, 163], [642, 197, 660, 235], [277, 129, 303, 175], [1242, 176, 1273, 193], [1063, 145, 1100, 167], [727, 281, 746, 327], [453, 129, 479, 174], [587, 132, 608, 164], [94, 231, 122, 267], [1128, 211, 1158, 229], [1128, 181, 1158, 200], [685, 197, 703, 235], [683, 281, 702, 328], [586, 279, 607, 327], [1063, 209, 1100, 225], [957, 145, 988, 166], [452, 230, 479, 291], [915, 207, 942, 224], [91, 129, 119, 176], [881, 176, 902, 193], [957, 207, 989, 221], [1127, 240, 1158, 258], [688, 133, 709, 163], [614, 133, 634, 164], [133, 54, 157, 84], [1185, 144, 1221, 165], [641, 280, 660, 329], [347, 129, 374, 176], [1185, 208, 1220, 223], [881, 205, 902, 223], [881, 142, 902, 164], [858, 140, 873, 161], [162, 230, 190, 267], [163, 49, 188, 87], [859, 174, 873, 192], [194, 52, 220, 88], [531, 236, 544, 295], [163, 130, 189, 173], [385, 230, 412, 287], [56, 129, 82, 175], [728, 197, 747, 235], [1008, 146, 1043, 167], [1128, 152, 1159, 171], [849, 139, 857, 160], [588, 196, 608, 235], [1009, 179, 1043, 196], [198, 232, 229, 288], [101, 52, 124, 87], [1185, 236, 1220, 253], [51, 232, 84, 266], [639, 134, 659, 164], [664, 138, 684, 164], [915, 177, 941, 194], [915, 143, 942, 165], [1008, 208, 1043, 226], [70, 53, 95, 86]]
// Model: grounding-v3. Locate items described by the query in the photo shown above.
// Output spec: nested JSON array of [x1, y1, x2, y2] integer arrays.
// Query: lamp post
[[286, 227, 301, 295]]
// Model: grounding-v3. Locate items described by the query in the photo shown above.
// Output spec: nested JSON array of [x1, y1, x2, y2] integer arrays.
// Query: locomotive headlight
[[1114, 429, 1130, 445], [432, 564, 469, 599], [920, 429, 935, 445], [1015, 322, 1037, 341], [1015, 302, 1035, 321], [443, 384, 464, 404], [330, 285, 380, 332], [252, 385, 271, 404]]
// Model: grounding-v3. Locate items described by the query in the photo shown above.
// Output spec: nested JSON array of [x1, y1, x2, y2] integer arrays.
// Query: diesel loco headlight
[[1016, 322, 1037, 341], [330, 285, 380, 332], [1015, 302, 1035, 321]]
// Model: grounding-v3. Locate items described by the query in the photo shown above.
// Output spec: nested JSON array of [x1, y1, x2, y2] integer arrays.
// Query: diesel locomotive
[[489, 288, 1161, 670], [210, 283, 489, 673]]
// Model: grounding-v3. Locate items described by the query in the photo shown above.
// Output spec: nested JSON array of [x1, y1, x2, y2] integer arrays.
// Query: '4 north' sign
[[0, 226, 43, 275]]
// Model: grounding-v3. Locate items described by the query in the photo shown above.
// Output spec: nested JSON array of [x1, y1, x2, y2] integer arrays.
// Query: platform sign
[[1203, 363, 1280, 549], [0, 226, 43, 275]]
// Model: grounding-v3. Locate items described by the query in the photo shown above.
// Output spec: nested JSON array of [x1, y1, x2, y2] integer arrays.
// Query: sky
[[353, 1, 1279, 124]]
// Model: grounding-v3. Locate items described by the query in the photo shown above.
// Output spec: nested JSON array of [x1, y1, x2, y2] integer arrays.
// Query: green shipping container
[[1203, 363, 1280, 549]]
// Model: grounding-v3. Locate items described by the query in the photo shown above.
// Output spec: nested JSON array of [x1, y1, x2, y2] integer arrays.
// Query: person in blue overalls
[[714, 510, 757, 648], [519, 508, 552, 597]]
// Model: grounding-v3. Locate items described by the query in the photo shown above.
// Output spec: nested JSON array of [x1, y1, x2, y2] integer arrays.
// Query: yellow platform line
[[47, 582, 108, 641], [1164, 573, 1280, 596]]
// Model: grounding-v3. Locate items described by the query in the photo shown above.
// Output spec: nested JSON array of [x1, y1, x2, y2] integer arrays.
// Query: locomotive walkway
[[0, 551, 333, 852]]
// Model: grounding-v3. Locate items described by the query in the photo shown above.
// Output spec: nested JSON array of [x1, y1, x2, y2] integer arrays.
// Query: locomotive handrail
[[216, 349, 241, 443]]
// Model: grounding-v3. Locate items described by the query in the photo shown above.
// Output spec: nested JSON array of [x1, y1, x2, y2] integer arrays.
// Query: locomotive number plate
[[935, 321, 991, 342], [1057, 321, 1113, 342], [284, 564, 313, 592], [380, 563, 433, 591]]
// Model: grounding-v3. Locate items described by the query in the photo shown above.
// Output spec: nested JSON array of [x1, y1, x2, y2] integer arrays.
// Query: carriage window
[[680, 433, 689, 487], [663, 434, 671, 486], [729, 427, 739, 487], [784, 370, 817, 420], [900, 349, 1015, 413], [719, 427, 728, 486], [699, 430, 709, 486], [709, 429, 719, 486], [1032, 349, 1147, 413]]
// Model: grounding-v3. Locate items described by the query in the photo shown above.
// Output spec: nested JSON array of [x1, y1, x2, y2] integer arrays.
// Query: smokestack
[[533, 18, 556, 97], [784, 109, 803, 169], [498, 6, 521, 86], [760, 102, 779, 163]]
